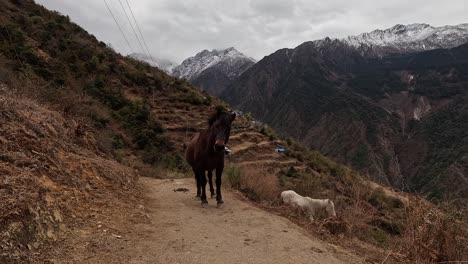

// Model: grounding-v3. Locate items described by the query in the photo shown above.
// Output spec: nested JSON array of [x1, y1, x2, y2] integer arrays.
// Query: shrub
[[367, 188, 404, 210], [203, 95, 212, 105], [215, 102, 229, 112], [85, 78, 129, 110], [369, 219, 402, 235], [89, 112, 109, 128], [159, 153, 189, 172], [369, 227, 389, 246], [84, 55, 99, 72], [111, 134, 125, 149], [244, 112, 253, 121], [286, 166, 297, 177], [225, 165, 241, 189], [400, 198, 468, 262], [178, 90, 205, 105], [229, 166, 280, 202], [390, 197, 404, 209], [368, 188, 387, 208], [133, 128, 165, 150]]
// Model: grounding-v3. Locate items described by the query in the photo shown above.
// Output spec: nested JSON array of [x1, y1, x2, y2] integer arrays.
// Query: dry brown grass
[[225, 165, 280, 203], [0, 89, 138, 263], [225, 161, 468, 263], [238, 165, 281, 202], [396, 198, 468, 263]]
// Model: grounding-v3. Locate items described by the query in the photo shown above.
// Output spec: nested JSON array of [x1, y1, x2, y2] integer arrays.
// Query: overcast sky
[[35, 0, 467, 64]]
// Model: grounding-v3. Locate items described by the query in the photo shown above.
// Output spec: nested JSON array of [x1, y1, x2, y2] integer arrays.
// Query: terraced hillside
[[125, 83, 303, 174]]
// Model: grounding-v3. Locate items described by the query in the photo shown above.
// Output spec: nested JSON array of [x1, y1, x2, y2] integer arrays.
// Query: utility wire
[[103, 0, 134, 54], [124, 0, 154, 60], [117, 0, 146, 56], [123, 0, 159, 104]]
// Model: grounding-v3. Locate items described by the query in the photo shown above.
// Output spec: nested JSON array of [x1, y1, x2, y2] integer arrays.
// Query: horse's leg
[[208, 170, 215, 199], [193, 168, 201, 198], [215, 166, 224, 208], [200, 170, 208, 208]]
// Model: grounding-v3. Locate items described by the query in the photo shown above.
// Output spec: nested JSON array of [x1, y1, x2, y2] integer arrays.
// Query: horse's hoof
[[201, 203, 208, 209], [217, 202, 224, 209]]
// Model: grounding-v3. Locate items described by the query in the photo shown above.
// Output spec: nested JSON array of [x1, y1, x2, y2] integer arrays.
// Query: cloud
[[35, 0, 468, 63]]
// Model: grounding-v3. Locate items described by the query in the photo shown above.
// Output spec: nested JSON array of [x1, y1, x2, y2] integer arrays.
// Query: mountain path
[[111, 177, 363, 263], [39, 177, 365, 263]]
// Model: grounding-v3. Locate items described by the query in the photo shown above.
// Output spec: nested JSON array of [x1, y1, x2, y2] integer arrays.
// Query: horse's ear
[[231, 112, 236, 121]]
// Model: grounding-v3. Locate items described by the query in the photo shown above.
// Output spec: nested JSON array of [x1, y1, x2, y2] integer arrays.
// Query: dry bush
[[329, 180, 377, 240], [230, 165, 280, 203], [398, 197, 468, 263]]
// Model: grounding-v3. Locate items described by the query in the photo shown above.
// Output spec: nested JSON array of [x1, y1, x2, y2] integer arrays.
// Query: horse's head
[[208, 109, 236, 153], [326, 200, 337, 218]]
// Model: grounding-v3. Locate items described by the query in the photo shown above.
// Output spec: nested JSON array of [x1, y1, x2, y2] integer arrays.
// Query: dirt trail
[[40, 177, 364, 263], [124, 177, 363, 264]]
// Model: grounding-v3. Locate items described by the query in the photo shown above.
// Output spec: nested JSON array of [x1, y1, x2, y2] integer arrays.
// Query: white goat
[[281, 190, 336, 221]]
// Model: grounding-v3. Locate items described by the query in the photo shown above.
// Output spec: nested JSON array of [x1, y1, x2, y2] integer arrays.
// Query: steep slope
[[223, 35, 468, 203], [129, 52, 178, 73], [172, 47, 256, 95], [0, 87, 138, 263]]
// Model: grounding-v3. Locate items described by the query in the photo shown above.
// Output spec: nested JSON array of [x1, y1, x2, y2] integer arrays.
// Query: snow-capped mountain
[[223, 23, 468, 195], [172, 47, 256, 95], [342, 23, 468, 54], [129, 53, 178, 73], [172, 47, 256, 81]]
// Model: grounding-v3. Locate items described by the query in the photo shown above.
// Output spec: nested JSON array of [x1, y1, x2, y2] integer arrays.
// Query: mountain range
[[218, 23, 468, 203], [172, 47, 256, 96], [343, 23, 468, 55], [131, 48, 256, 96]]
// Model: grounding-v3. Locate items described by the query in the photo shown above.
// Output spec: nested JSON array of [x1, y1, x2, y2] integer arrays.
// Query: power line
[[117, 0, 146, 55], [124, 0, 159, 104], [103, 0, 134, 54], [124, 0, 154, 60]]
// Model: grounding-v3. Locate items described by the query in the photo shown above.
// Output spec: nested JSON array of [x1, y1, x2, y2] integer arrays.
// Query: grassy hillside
[[0, 0, 467, 263]]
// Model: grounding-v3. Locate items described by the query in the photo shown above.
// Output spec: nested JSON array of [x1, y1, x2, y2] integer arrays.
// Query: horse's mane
[[208, 109, 229, 127]]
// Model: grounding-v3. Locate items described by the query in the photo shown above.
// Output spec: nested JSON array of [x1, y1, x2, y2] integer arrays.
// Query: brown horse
[[185, 109, 236, 208]]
